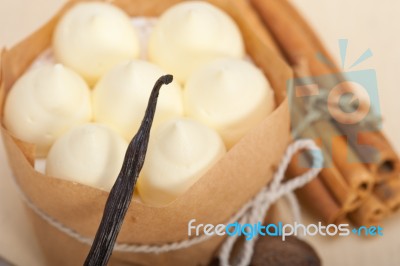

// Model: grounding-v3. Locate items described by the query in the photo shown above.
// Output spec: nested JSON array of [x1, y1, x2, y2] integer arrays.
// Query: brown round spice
[[250, 236, 320, 266], [209, 236, 320, 266]]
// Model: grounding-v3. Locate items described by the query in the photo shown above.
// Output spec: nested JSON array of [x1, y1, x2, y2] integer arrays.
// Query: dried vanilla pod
[[84, 75, 173, 266]]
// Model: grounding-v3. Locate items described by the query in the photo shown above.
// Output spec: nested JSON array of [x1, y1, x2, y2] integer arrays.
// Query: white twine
[[218, 139, 322, 266], [13, 139, 322, 265]]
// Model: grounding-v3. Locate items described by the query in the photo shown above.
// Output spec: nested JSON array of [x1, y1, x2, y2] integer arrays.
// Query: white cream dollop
[[137, 118, 226, 206], [92, 60, 184, 141], [184, 58, 275, 148], [148, 1, 245, 83], [53, 2, 140, 85], [46, 123, 128, 191], [4, 64, 92, 157]]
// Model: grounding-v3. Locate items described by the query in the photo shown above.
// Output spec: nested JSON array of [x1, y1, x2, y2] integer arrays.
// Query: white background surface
[[1, 0, 400, 265]]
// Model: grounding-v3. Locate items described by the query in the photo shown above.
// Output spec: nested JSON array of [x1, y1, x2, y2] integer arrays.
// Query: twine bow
[[290, 77, 381, 139], [218, 139, 322, 266]]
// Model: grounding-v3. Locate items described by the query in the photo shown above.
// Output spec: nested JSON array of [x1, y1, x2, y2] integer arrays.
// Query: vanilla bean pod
[[84, 75, 173, 266]]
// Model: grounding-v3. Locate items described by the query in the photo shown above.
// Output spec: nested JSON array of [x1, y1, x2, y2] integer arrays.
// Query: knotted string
[[218, 139, 322, 266], [290, 74, 381, 139]]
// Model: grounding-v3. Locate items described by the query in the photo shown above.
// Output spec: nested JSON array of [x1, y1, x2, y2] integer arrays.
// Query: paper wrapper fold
[[0, 0, 292, 265]]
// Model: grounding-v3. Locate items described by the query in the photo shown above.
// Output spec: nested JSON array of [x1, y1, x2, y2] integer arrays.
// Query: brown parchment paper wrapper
[[0, 0, 292, 265]]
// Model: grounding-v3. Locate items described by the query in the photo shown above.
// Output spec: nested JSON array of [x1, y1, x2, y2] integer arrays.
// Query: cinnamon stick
[[346, 128, 399, 183], [250, 0, 400, 182], [374, 178, 400, 212], [348, 195, 389, 227], [316, 76, 400, 182], [330, 135, 374, 197], [291, 100, 361, 211], [292, 63, 374, 200], [320, 164, 361, 211], [365, 134, 399, 182], [271, 0, 337, 68], [249, 0, 330, 75], [288, 152, 345, 224]]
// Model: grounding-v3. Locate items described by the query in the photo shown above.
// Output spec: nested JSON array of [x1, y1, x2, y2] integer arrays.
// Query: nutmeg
[[208, 236, 320, 266], [250, 236, 321, 266]]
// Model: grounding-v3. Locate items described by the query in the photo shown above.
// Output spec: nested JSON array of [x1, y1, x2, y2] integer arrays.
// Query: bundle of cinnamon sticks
[[249, 0, 400, 226]]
